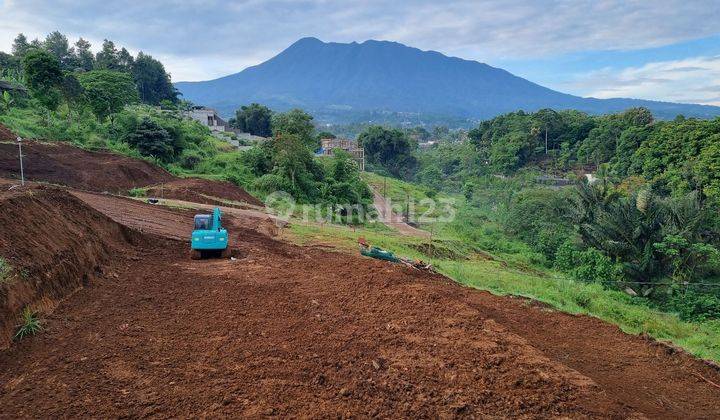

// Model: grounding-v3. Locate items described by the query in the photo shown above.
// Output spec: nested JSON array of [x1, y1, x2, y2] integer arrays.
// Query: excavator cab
[[190, 207, 229, 259]]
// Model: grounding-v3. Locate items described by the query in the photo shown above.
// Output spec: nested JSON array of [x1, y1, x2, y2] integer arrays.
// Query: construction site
[[1, 128, 720, 418]]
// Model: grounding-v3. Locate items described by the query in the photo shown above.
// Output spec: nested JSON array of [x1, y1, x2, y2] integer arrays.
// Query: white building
[[186, 107, 228, 132]]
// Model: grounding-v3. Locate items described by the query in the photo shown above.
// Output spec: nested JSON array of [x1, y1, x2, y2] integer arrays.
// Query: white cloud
[[567, 56, 720, 105], [0, 0, 719, 82]]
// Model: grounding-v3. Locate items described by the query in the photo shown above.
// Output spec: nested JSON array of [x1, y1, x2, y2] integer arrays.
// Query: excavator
[[190, 207, 229, 259]]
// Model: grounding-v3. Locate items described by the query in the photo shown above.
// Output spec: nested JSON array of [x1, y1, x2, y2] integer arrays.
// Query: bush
[[180, 150, 202, 169], [0, 257, 12, 284], [14, 307, 42, 340], [128, 187, 147, 197], [125, 117, 175, 161], [554, 240, 578, 271], [656, 289, 720, 322], [555, 241, 623, 285]]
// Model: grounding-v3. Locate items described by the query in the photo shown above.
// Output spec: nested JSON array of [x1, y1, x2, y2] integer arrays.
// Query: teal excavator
[[190, 207, 229, 259]]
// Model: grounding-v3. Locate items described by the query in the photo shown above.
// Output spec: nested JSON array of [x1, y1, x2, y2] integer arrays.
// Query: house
[[185, 106, 228, 132], [316, 138, 365, 171], [418, 140, 438, 149]]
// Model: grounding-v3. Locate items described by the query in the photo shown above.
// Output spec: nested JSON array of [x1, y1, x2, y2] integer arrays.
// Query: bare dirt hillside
[[1, 183, 719, 417], [0, 123, 16, 141], [0, 129, 260, 207], [0, 184, 143, 347], [145, 178, 263, 208], [0, 140, 175, 193]]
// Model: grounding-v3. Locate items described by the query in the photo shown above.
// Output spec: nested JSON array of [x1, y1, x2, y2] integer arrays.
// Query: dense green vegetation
[[4, 31, 177, 105], [344, 107, 720, 329], [229, 103, 273, 137], [361, 108, 720, 325]]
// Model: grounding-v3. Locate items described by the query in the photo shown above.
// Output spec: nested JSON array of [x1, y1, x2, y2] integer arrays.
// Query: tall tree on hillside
[[118, 48, 134, 72], [132, 52, 177, 104], [78, 70, 138, 123], [531, 108, 563, 153], [22, 49, 63, 112], [73, 38, 95, 71], [271, 109, 315, 149], [43, 31, 74, 70], [126, 117, 176, 161], [0, 52, 20, 75], [358, 125, 417, 178], [95, 39, 120, 70], [60, 72, 84, 122], [11, 33, 31, 58], [231, 103, 273, 137]]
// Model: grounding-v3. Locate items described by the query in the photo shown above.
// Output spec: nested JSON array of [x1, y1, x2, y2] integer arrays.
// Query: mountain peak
[[290, 36, 324, 47], [176, 38, 720, 121]]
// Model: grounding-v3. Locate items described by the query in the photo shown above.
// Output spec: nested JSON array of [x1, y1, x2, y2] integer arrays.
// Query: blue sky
[[1, 0, 719, 105]]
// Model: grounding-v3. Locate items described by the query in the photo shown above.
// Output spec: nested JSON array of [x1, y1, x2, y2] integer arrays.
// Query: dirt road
[[1, 190, 719, 417], [372, 189, 431, 238]]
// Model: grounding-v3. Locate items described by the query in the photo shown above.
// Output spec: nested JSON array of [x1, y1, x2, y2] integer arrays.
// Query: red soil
[[0, 123, 16, 141], [0, 185, 142, 347], [0, 139, 261, 206], [145, 178, 264, 207], [0, 140, 175, 193], [0, 186, 719, 417]]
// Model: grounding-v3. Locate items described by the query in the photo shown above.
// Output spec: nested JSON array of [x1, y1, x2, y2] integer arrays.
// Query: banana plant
[[0, 91, 13, 113]]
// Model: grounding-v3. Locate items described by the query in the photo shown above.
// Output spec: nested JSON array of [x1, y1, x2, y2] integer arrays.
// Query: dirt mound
[[0, 124, 16, 141], [0, 140, 175, 193], [0, 185, 142, 348], [146, 178, 263, 207], [0, 140, 262, 206]]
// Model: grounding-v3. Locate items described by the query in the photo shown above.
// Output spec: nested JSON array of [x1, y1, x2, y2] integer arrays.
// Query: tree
[[132, 52, 177, 104], [95, 40, 120, 70], [77, 70, 138, 122], [573, 183, 718, 289], [73, 38, 94, 71], [322, 150, 372, 208], [118, 48, 134, 72], [254, 132, 323, 201], [231, 103, 273, 137], [271, 109, 315, 148], [695, 137, 720, 201], [43, 31, 74, 70], [60, 72, 84, 122], [358, 125, 417, 178], [22, 49, 63, 111], [317, 131, 336, 140], [11, 33, 31, 58], [622, 107, 654, 127], [0, 52, 20, 74], [125, 117, 175, 161], [531, 108, 563, 153], [577, 119, 624, 166]]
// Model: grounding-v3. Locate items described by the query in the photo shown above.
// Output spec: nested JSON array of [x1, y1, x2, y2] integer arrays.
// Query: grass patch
[[0, 257, 12, 284], [13, 307, 42, 341], [128, 187, 148, 197]]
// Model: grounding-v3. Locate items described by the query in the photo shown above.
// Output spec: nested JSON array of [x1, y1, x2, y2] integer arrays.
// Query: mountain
[[175, 37, 720, 123]]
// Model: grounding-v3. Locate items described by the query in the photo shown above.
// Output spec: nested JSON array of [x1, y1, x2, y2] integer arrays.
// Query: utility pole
[[17, 136, 24, 186], [545, 127, 548, 155]]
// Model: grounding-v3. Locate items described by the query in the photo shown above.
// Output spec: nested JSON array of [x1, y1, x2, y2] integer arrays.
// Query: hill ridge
[[176, 38, 720, 122]]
